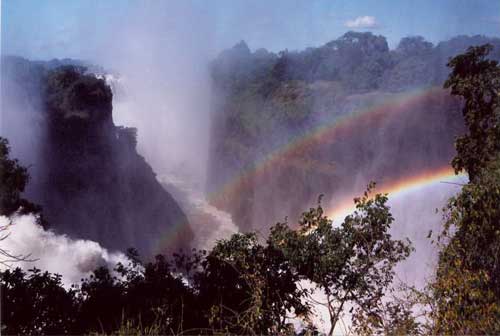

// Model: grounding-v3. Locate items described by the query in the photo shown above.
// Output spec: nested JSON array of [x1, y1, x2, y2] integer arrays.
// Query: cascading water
[[85, 1, 241, 250], [158, 173, 238, 250], [108, 72, 239, 251]]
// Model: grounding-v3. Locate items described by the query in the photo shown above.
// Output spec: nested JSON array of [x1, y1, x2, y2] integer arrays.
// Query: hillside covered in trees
[[208, 33, 500, 231]]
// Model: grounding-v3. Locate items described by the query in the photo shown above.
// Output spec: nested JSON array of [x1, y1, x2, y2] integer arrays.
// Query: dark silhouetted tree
[[0, 137, 42, 218], [444, 44, 500, 181], [1, 268, 78, 335]]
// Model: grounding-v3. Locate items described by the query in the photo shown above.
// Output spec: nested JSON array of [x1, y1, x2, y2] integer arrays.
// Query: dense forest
[[1, 43, 500, 335]]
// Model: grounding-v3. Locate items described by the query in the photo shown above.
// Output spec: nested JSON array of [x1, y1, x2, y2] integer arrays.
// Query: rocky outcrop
[[1, 57, 192, 257]]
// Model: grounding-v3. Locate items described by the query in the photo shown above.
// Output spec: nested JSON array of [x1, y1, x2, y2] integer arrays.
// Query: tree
[[121, 251, 202, 334], [444, 44, 500, 181], [396, 36, 433, 57], [348, 280, 431, 336], [193, 232, 310, 334], [1, 249, 203, 335], [1, 185, 411, 334], [1, 267, 78, 335], [270, 186, 412, 336], [427, 44, 500, 334], [0, 137, 41, 218], [429, 160, 500, 334], [0, 137, 43, 267]]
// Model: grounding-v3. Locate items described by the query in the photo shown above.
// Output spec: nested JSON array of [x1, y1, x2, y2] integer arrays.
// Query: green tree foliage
[[358, 44, 500, 336], [1, 185, 411, 335], [0, 137, 44, 266], [381, 36, 435, 91], [1, 252, 201, 335], [444, 44, 500, 181], [351, 285, 424, 336], [396, 37, 434, 57], [75, 251, 205, 335], [427, 44, 500, 334], [1, 268, 78, 335], [269, 186, 412, 336], [0, 137, 41, 218], [193, 232, 309, 334], [430, 160, 500, 334]]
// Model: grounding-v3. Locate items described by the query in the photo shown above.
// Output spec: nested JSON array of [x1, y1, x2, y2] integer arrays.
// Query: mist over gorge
[[1, 1, 500, 333], [2, 31, 498, 265], [207, 33, 499, 232]]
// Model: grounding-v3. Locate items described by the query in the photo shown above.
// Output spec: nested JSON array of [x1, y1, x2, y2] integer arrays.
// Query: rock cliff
[[1, 57, 192, 257]]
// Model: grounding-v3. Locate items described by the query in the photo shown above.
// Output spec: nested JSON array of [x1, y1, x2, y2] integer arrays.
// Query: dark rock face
[[45, 66, 113, 126], [1, 58, 192, 257]]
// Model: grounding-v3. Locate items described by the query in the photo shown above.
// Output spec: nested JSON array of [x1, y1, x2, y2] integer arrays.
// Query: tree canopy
[[0, 137, 41, 218], [428, 44, 500, 334], [444, 44, 500, 180], [1, 162, 410, 335]]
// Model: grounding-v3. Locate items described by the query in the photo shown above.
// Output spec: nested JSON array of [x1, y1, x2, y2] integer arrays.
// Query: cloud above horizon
[[344, 15, 380, 29]]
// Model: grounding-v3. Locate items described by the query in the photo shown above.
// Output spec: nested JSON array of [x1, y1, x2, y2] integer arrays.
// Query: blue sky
[[2, 0, 500, 60]]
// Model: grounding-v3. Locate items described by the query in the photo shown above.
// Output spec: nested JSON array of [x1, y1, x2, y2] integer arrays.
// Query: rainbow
[[209, 86, 451, 205], [158, 87, 457, 252], [326, 166, 467, 221]]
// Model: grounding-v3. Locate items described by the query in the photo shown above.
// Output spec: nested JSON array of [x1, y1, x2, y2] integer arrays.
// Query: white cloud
[[344, 16, 380, 29]]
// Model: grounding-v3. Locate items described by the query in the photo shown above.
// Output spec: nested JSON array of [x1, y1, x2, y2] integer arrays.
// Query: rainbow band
[[209, 87, 450, 206], [326, 166, 467, 221], [157, 87, 459, 252]]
